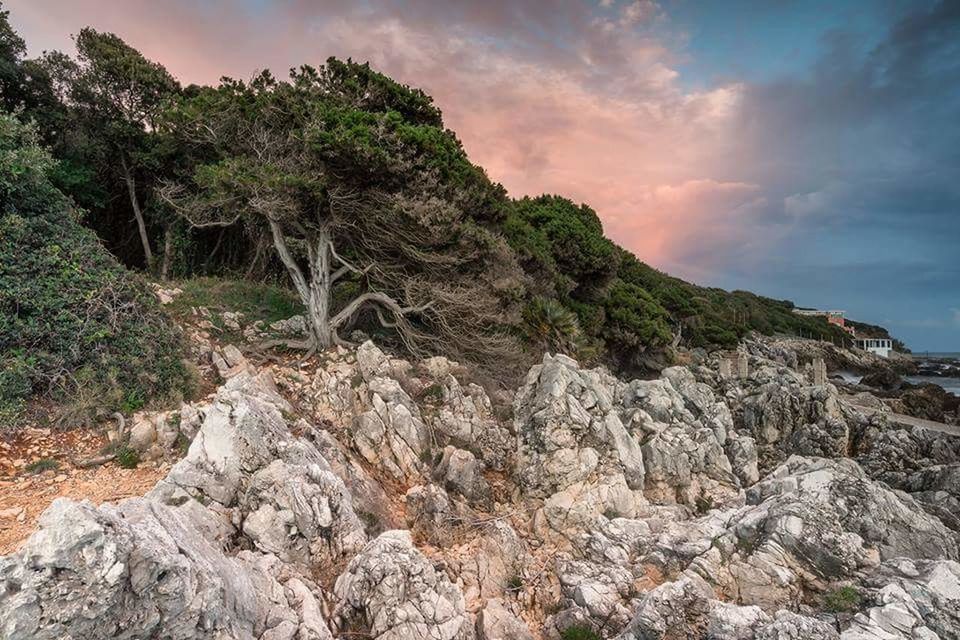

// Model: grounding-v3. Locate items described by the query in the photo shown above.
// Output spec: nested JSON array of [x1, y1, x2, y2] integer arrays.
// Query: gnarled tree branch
[[330, 291, 433, 330]]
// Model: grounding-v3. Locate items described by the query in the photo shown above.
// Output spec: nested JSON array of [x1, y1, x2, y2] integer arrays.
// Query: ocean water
[[905, 375, 960, 395], [913, 352, 960, 360], [909, 352, 960, 395]]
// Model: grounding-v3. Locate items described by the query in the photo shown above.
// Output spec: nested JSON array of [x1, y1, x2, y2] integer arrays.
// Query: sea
[[907, 352, 960, 396], [835, 352, 960, 396]]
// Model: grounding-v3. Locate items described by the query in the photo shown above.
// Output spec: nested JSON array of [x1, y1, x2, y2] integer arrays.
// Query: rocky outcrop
[[638, 456, 959, 614], [0, 496, 334, 640], [477, 599, 533, 640], [515, 354, 748, 528], [846, 558, 960, 639], [434, 445, 493, 505], [3, 339, 960, 640], [332, 530, 474, 640], [0, 370, 357, 640]]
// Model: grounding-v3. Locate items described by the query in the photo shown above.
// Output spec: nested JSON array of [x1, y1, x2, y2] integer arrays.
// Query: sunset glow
[[8, 0, 960, 349]]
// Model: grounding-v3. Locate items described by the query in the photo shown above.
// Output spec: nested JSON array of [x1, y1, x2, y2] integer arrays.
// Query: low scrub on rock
[[0, 113, 191, 428]]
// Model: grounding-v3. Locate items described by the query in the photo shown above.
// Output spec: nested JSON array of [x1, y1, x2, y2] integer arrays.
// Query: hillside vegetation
[[0, 113, 191, 426], [0, 4, 853, 423]]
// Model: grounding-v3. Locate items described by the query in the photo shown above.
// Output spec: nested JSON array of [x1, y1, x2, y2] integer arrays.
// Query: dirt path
[[0, 463, 170, 554], [0, 427, 171, 554], [843, 398, 960, 437]]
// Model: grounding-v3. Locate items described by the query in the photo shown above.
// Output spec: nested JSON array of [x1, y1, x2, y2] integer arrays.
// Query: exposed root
[[70, 453, 116, 469]]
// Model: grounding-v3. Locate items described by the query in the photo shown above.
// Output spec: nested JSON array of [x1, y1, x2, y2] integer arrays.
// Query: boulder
[[406, 483, 455, 545], [641, 456, 960, 611], [514, 354, 644, 498], [434, 446, 492, 504], [333, 530, 474, 640], [240, 459, 366, 565], [0, 499, 333, 640], [477, 599, 533, 640], [128, 412, 158, 453], [843, 558, 960, 639], [431, 374, 513, 472], [351, 376, 430, 482]]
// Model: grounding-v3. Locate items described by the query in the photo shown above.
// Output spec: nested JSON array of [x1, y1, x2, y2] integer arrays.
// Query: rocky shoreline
[[2, 335, 959, 640]]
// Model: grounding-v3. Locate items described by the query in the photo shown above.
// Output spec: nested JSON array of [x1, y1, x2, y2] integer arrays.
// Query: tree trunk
[[120, 155, 153, 268], [267, 220, 333, 349], [245, 234, 267, 279], [306, 226, 333, 348], [160, 224, 174, 281], [265, 221, 426, 354]]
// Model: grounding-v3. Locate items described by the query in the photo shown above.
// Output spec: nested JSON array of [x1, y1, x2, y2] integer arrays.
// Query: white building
[[856, 338, 893, 358]]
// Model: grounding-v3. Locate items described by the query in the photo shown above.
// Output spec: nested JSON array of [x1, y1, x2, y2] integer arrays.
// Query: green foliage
[[166, 277, 303, 325], [419, 383, 445, 402], [320, 57, 442, 127], [521, 297, 590, 359], [695, 493, 716, 514], [0, 4, 26, 112], [114, 445, 140, 469], [505, 196, 618, 297], [616, 250, 852, 349], [0, 112, 190, 428], [560, 625, 601, 640], [823, 586, 862, 613], [506, 575, 524, 592], [174, 431, 191, 457], [24, 457, 59, 474], [600, 279, 672, 349], [163, 59, 525, 370]]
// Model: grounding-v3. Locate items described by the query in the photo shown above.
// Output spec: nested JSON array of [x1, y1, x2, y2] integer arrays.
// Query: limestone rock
[[352, 376, 429, 482], [333, 530, 474, 640], [739, 374, 850, 472], [212, 343, 253, 379], [240, 459, 366, 565], [406, 483, 455, 545], [128, 412, 158, 453], [431, 374, 513, 472], [844, 558, 960, 640], [434, 446, 492, 504], [309, 427, 399, 531], [453, 520, 529, 603], [269, 315, 308, 336], [477, 599, 533, 640], [515, 353, 644, 498], [0, 499, 332, 640], [615, 574, 714, 640]]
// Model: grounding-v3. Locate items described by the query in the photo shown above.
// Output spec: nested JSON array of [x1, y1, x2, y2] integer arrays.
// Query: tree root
[[254, 338, 315, 351], [70, 453, 116, 469]]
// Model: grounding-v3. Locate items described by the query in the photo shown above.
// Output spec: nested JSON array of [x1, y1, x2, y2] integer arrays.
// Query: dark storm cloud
[[700, 0, 960, 349]]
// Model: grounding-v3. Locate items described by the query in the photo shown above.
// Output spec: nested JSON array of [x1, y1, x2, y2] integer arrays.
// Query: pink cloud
[[6, 0, 771, 280]]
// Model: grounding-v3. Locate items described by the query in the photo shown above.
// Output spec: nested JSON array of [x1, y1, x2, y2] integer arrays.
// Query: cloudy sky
[[9, 0, 960, 350]]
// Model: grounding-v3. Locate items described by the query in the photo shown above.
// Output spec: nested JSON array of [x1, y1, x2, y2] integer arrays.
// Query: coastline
[[908, 352, 960, 395]]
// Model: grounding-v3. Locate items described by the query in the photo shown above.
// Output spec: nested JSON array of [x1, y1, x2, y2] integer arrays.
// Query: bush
[[560, 625, 601, 640], [521, 297, 588, 358], [823, 585, 862, 613], [114, 445, 140, 469], [24, 457, 59, 474], [506, 574, 524, 592], [0, 112, 190, 428]]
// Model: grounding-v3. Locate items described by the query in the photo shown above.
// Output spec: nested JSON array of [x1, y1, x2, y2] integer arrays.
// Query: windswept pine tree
[[160, 60, 527, 366]]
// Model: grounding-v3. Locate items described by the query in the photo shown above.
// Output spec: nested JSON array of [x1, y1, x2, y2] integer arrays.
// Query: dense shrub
[[0, 112, 190, 427], [560, 625, 601, 640], [823, 585, 862, 613]]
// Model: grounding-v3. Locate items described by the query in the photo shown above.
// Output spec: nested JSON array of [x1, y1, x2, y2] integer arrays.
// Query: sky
[[7, 0, 960, 351]]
